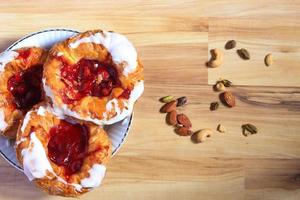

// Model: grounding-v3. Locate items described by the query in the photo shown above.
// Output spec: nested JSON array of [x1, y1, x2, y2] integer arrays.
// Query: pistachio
[[220, 79, 232, 87], [225, 40, 236, 50], [242, 123, 258, 136], [160, 95, 174, 103], [237, 48, 250, 60]]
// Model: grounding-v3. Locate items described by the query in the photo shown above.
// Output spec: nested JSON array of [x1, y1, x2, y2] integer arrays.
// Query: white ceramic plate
[[0, 29, 133, 171]]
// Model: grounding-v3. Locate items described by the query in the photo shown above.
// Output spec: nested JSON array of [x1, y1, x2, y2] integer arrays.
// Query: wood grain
[[0, 0, 300, 200], [208, 18, 300, 87]]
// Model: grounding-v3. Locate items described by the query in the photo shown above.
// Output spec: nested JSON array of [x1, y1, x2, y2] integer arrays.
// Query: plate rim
[[6, 28, 79, 51], [0, 28, 133, 171]]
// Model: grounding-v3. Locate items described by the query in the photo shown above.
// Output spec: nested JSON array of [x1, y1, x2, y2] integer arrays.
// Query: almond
[[166, 110, 177, 125], [220, 91, 235, 107], [160, 100, 177, 113], [175, 127, 193, 136], [177, 114, 192, 128]]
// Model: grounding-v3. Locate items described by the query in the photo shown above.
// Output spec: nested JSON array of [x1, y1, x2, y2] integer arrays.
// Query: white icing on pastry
[[0, 51, 19, 72], [102, 80, 144, 125], [20, 132, 82, 191], [80, 164, 106, 188], [56, 176, 82, 191], [19, 108, 108, 191], [36, 104, 65, 120], [0, 109, 8, 131], [21, 132, 54, 181], [37, 106, 46, 116], [69, 31, 138, 76], [106, 98, 121, 116], [21, 111, 33, 133], [43, 78, 55, 100]]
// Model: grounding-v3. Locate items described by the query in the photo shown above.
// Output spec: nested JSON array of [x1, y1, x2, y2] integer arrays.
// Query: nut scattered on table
[[242, 123, 258, 136], [225, 40, 236, 50], [207, 48, 223, 68], [175, 127, 193, 136], [177, 113, 192, 128], [215, 82, 226, 92], [220, 91, 236, 107], [237, 48, 250, 60], [192, 129, 213, 143], [210, 102, 219, 111], [264, 53, 273, 67], [219, 79, 232, 87], [217, 124, 226, 133], [176, 96, 187, 107], [160, 100, 177, 113], [166, 110, 177, 125], [160, 95, 174, 103], [160, 96, 193, 137]]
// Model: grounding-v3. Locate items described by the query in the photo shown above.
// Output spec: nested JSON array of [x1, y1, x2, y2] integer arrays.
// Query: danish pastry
[[43, 30, 144, 125], [0, 47, 47, 137], [16, 104, 111, 197]]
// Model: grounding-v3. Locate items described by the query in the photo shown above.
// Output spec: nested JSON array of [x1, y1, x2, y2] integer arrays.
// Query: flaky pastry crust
[[15, 105, 111, 197], [0, 47, 47, 138], [43, 30, 143, 125]]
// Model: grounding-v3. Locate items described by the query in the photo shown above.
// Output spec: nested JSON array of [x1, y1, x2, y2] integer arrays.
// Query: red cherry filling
[[119, 89, 131, 99], [47, 120, 89, 176], [17, 48, 31, 61], [60, 58, 130, 104], [7, 65, 43, 110]]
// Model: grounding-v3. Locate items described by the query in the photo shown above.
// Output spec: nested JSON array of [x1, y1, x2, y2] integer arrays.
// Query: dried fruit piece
[[175, 127, 193, 136], [192, 129, 213, 143], [210, 102, 219, 111], [217, 124, 226, 133], [207, 48, 223, 68], [160, 95, 174, 103], [160, 100, 177, 113], [177, 114, 192, 128], [166, 110, 177, 126], [264, 53, 273, 67], [214, 82, 226, 92], [177, 96, 187, 107], [242, 123, 258, 136], [225, 40, 236, 50], [237, 48, 250, 60], [220, 91, 235, 107]]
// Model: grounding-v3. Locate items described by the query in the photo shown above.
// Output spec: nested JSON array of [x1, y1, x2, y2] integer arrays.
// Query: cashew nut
[[207, 48, 223, 68], [193, 129, 213, 143]]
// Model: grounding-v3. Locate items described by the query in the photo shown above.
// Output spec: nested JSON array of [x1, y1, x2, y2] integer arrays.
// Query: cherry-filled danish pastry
[[16, 104, 111, 197], [0, 47, 47, 137], [43, 30, 144, 125]]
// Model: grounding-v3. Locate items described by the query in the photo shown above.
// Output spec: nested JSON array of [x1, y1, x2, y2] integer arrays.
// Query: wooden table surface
[[0, 1, 300, 199]]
